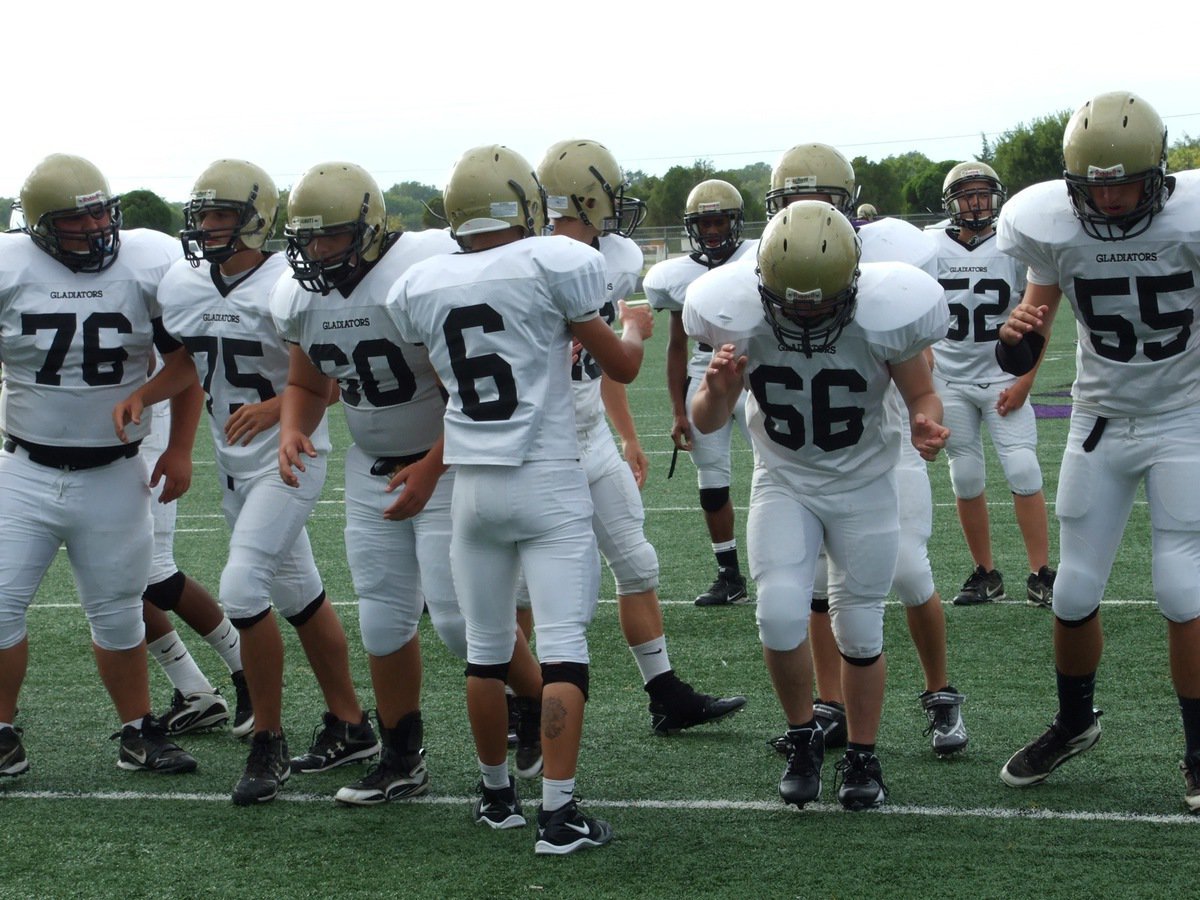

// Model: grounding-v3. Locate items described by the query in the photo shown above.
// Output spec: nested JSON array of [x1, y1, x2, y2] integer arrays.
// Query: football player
[[273, 161, 544, 804], [686, 200, 950, 809], [930, 162, 1054, 609], [113, 159, 377, 805], [142, 360, 253, 738], [856, 203, 878, 223], [386, 145, 652, 854], [534, 140, 746, 735], [644, 179, 755, 606], [0, 154, 197, 776], [764, 144, 967, 757], [995, 91, 1200, 812]]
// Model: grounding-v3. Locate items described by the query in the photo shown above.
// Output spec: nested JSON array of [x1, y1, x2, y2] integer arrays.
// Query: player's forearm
[[601, 376, 639, 445], [279, 383, 328, 438], [691, 379, 737, 434], [165, 380, 204, 454]]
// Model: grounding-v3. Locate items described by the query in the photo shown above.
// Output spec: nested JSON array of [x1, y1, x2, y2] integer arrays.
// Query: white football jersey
[[930, 229, 1027, 384], [387, 235, 607, 466], [684, 260, 949, 495], [158, 252, 328, 477], [0, 229, 179, 446], [271, 229, 457, 456], [570, 233, 642, 432], [644, 240, 757, 380], [998, 172, 1200, 417]]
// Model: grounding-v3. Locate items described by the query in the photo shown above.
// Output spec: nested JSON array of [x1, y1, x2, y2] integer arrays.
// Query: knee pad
[[229, 608, 271, 630], [1056, 606, 1099, 628], [757, 571, 810, 652], [542, 661, 589, 701], [1152, 538, 1200, 624], [948, 455, 986, 501], [612, 540, 659, 596], [699, 486, 730, 513], [142, 570, 186, 612], [285, 591, 326, 628], [840, 650, 883, 668], [893, 555, 936, 608], [465, 661, 511, 682], [1052, 567, 1106, 621], [829, 603, 885, 658], [88, 603, 145, 651], [810, 596, 830, 614], [358, 598, 420, 658], [1001, 446, 1043, 496]]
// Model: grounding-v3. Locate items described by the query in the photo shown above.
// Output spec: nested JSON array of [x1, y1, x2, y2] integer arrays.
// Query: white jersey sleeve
[[930, 228, 1027, 383], [0, 229, 179, 446], [858, 217, 938, 278], [159, 252, 328, 477], [388, 235, 607, 465], [270, 230, 456, 457], [998, 172, 1200, 416], [570, 233, 644, 431], [648, 240, 757, 380]]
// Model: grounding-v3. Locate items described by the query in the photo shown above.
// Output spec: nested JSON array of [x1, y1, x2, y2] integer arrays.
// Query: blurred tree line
[[5, 115, 1198, 235]]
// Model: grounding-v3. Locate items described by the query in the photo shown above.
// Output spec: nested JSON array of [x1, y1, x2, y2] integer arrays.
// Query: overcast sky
[[7, 1, 1198, 202]]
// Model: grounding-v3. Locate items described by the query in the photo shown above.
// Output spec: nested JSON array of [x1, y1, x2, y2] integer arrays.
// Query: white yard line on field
[[2, 788, 1196, 826]]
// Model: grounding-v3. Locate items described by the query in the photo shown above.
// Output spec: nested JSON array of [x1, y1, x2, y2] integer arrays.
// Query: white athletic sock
[[480, 759, 510, 790], [542, 777, 576, 812], [630, 637, 672, 685], [712, 539, 737, 554], [203, 619, 242, 674], [147, 631, 213, 695]]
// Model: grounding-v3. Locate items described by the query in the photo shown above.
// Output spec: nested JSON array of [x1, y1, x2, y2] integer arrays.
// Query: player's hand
[[703, 343, 747, 397], [113, 394, 145, 444], [622, 438, 649, 489], [383, 459, 440, 521], [225, 398, 280, 447], [151, 446, 193, 504], [571, 337, 583, 366], [618, 300, 654, 339], [671, 414, 694, 452], [911, 414, 950, 461], [278, 431, 316, 488], [996, 382, 1030, 417], [999, 303, 1049, 345]]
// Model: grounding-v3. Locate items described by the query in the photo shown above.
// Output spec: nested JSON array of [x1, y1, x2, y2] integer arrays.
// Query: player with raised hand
[[930, 161, 1054, 609], [534, 139, 745, 737], [644, 178, 755, 607], [0, 154, 197, 777], [273, 160, 543, 805], [995, 91, 1200, 812], [764, 143, 967, 759], [686, 201, 949, 810], [113, 159, 376, 805], [387, 144, 652, 854]]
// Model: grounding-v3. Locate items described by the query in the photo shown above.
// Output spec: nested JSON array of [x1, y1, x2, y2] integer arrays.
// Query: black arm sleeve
[[995, 330, 1046, 377]]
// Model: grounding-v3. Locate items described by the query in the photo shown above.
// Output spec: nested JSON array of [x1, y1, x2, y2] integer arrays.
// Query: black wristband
[[995, 331, 1046, 376]]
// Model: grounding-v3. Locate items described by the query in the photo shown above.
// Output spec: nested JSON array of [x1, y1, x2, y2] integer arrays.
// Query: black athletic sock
[[1179, 695, 1200, 759], [1056, 670, 1097, 734], [715, 547, 740, 574]]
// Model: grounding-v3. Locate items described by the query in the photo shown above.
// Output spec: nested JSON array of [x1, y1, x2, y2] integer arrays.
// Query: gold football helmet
[[941, 161, 1005, 233], [1062, 91, 1168, 241], [20, 153, 121, 272], [766, 143, 857, 217], [757, 200, 861, 356], [536, 139, 646, 236], [181, 159, 279, 266], [284, 161, 387, 295], [683, 179, 744, 262], [444, 144, 545, 243]]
